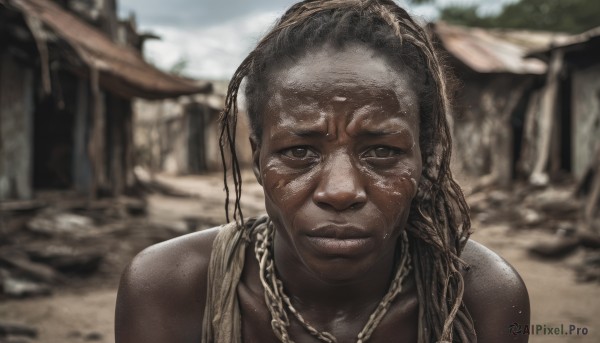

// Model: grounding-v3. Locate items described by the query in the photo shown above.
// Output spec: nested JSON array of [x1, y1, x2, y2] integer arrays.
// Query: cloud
[[120, 0, 296, 28], [120, 0, 518, 28], [432, 0, 519, 16], [131, 0, 518, 80], [143, 11, 280, 79]]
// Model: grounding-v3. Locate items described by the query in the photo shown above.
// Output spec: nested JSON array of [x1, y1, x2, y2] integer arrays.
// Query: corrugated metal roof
[[8, 0, 210, 99], [432, 22, 565, 75], [556, 25, 600, 48], [527, 25, 600, 58]]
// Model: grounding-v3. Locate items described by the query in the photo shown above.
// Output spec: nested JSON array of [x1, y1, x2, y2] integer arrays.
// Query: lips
[[306, 224, 371, 239], [304, 224, 374, 256]]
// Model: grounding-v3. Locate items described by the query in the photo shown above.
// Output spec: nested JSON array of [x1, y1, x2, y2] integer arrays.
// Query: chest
[[237, 281, 420, 343]]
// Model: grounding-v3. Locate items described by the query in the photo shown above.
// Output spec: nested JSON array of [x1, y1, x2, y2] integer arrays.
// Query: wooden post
[[584, 143, 600, 233], [73, 78, 93, 194], [517, 89, 542, 176], [530, 50, 564, 185], [110, 97, 124, 196], [124, 101, 135, 191], [24, 16, 51, 95], [88, 67, 106, 199]]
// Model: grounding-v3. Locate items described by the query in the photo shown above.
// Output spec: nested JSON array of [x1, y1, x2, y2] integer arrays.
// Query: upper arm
[[462, 240, 530, 343], [115, 228, 219, 343]]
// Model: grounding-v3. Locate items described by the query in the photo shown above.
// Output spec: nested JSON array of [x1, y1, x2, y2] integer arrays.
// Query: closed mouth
[[303, 224, 374, 256], [304, 235, 374, 256], [306, 224, 371, 240]]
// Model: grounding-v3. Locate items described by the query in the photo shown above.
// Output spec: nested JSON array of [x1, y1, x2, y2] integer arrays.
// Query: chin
[[299, 250, 382, 284]]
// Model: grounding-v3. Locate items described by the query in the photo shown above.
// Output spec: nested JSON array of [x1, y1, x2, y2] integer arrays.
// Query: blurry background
[[0, 0, 599, 342], [116, 0, 551, 79]]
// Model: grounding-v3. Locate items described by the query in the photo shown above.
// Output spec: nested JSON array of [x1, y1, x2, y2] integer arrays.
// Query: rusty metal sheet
[[433, 22, 558, 75], [527, 26, 600, 58], [8, 0, 211, 99]]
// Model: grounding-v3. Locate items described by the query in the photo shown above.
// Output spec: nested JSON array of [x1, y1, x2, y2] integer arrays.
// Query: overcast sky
[[119, 0, 516, 80]]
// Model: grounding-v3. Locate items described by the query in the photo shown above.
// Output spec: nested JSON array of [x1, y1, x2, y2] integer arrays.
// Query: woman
[[115, 1, 530, 342]]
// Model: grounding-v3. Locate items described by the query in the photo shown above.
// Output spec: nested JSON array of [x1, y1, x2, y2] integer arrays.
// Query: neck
[[272, 231, 399, 316]]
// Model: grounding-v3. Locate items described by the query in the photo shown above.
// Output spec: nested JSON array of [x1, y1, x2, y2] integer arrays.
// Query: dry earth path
[[1, 172, 598, 342]]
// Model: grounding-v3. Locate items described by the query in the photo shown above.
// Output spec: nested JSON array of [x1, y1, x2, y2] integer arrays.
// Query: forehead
[[263, 43, 419, 127]]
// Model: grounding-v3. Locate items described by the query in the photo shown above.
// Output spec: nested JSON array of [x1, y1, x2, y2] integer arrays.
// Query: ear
[[250, 136, 262, 186]]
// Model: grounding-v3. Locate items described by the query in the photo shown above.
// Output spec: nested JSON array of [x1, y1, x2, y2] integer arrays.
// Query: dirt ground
[[1, 171, 599, 343]]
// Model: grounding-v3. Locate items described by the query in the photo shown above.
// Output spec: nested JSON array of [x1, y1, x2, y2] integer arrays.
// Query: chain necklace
[[254, 219, 412, 343]]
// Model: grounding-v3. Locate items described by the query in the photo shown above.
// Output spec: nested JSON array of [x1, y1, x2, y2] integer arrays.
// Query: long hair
[[218, 1, 475, 341]]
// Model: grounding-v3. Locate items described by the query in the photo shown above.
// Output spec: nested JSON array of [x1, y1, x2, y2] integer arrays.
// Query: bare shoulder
[[461, 239, 530, 342], [115, 225, 221, 343]]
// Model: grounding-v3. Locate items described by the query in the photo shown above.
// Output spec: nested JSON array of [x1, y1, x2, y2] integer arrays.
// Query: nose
[[313, 153, 367, 211]]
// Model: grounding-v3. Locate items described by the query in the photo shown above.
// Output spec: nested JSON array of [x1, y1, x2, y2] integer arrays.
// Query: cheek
[[363, 160, 421, 227], [261, 157, 319, 210], [397, 145, 422, 199], [261, 157, 320, 244]]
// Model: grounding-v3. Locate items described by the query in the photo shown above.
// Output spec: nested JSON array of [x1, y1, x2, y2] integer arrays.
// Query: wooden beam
[[88, 66, 106, 199], [530, 50, 564, 185]]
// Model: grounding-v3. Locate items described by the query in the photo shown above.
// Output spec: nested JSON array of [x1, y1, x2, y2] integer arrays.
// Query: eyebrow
[[269, 127, 412, 142], [354, 129, 408, 137], [269, 128, 327, 141], [267, 104, 415, 141]]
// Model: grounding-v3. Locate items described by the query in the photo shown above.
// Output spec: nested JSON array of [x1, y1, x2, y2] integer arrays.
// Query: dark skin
[[115, 43, 530, 343]]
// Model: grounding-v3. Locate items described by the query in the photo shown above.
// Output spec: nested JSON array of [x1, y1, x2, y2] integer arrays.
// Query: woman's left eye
[[363, 146, 401, 158]]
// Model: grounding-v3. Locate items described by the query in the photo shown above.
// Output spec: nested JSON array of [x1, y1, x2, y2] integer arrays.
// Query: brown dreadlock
[[219, 0, 476, 342]]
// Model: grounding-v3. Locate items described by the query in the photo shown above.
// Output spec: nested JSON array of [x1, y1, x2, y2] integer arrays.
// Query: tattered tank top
[[201, 216, 269, 343]]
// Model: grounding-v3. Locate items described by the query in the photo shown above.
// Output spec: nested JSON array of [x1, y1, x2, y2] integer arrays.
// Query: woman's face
[[252, 43, 422, 282]]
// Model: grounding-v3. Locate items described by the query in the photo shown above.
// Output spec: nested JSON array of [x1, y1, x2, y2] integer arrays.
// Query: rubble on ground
[[0, 321, 38, 342], [466, 179, 600, 282], [0, 188, 212, 301]]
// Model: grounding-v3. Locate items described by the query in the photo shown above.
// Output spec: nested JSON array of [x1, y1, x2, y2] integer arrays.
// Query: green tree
[[440, 0, 600, 33]]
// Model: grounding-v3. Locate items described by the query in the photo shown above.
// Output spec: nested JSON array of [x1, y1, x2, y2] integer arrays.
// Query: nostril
[[313, 188, 367, 211], [314, 157, 366, 211], [348, 201, 366, 210]]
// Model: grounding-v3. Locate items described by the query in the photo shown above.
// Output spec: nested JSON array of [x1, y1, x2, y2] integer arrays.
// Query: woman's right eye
[[281, 147, 318, 159]]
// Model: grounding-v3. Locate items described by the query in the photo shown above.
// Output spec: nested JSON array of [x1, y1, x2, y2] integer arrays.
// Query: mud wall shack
[[431, 22, 569, 187], [134, 80, 253, 174], [0, 0, 209, 201], [527, 26, 600, 183]]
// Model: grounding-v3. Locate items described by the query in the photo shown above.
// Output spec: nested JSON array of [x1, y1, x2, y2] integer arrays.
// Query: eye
[[281, 147, 318, 159], [363, 146, 402, 158]]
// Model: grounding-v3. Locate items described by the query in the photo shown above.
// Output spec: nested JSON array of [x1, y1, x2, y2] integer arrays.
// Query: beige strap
[[201, 216, 269, 343]]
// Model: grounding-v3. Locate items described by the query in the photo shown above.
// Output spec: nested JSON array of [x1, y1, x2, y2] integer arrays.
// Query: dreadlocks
[[219, 0, 476, 342]]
